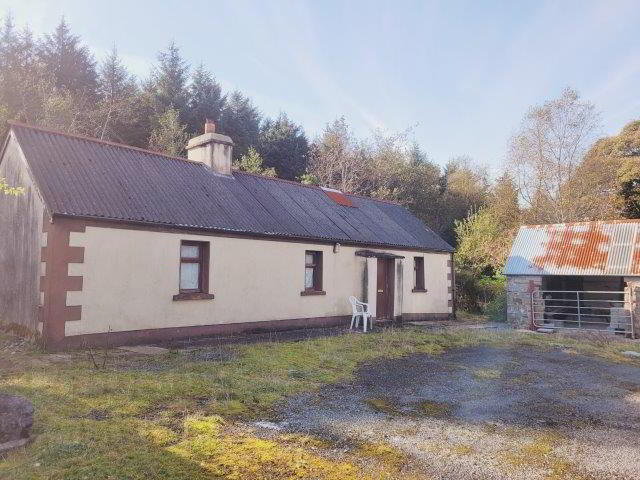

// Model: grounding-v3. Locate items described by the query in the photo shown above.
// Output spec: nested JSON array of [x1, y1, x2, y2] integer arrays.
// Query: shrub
[[485, 289, 507, 322], [455, 271, 506, 318]]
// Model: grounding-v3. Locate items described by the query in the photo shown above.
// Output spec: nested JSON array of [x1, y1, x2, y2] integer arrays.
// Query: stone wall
[[506, 275, 542, 329], [623, 277, 640, 338]]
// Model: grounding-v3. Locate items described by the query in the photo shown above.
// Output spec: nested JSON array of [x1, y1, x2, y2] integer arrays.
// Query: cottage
[[505, 221, 640, 337], [0, 121, 454, 350]]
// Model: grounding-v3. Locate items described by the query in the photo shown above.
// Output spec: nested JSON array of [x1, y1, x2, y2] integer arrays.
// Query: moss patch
[[501, 433, 586, 480], [365, 397, 403, 416], [472, 368, 502, 380], [416, 400, 453, 418], [171, 415, 363, 480], [356, 441, 407, 469], [508, 372, 539, 385], [451, 444, 474, 455], [140, 425, 179, 447]]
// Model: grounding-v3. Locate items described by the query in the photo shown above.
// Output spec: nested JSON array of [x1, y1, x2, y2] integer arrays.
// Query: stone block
[[0, 394, 33, 454]]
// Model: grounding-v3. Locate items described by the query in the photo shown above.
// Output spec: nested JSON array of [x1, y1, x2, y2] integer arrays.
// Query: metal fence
[[531, 290, 634, 337]]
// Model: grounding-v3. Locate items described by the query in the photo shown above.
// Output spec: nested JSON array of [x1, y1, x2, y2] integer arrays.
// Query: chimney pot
[[204, 119, 215, 134]]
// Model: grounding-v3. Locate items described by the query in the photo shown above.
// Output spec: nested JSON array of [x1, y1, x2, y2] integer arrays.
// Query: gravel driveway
[[271, 345, 640, 479]]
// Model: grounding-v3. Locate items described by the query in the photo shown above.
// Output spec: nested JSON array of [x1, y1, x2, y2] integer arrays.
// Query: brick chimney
[[186, 120, 234, 175]]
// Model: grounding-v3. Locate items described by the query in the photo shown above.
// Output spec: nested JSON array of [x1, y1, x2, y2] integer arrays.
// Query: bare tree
[[95, 46, 140, 142], [308, 117, 368, 193], [507, 87, 600, 223]]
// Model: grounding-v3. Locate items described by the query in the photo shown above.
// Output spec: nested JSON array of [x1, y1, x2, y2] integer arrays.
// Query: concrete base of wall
[[373, 316, 403, 326], [49, 315, 352, 351], [45, 311, 453, 351], [402, 312, 451, 321]]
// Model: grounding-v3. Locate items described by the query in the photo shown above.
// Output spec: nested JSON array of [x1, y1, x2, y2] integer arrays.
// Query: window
[[301, 250, 325, 295], [413, 256, 426, 292], [174, 241, 213, 300]]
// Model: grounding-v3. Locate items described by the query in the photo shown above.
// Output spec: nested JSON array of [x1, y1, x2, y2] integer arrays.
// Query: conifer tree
[[233, 147, 276, 177], [147, 41, 189, 121], [187, 64, 225, 134], [0, 15, 39, 131], [96, 47, 141, 143], [219, 90, 261, 160], [258, 113, 309, 180], [36, 18, 98, 99], [148, 108, 189, 157]]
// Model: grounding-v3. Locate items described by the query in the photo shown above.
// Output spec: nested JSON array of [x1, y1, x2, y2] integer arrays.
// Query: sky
[[2, 0, 639, 175]]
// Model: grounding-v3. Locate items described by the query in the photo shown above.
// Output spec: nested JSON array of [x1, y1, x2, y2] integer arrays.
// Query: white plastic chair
[[349, 296, 373, 332]]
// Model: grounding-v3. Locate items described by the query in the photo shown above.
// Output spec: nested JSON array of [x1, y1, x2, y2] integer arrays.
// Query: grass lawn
[[1, 325, 639, 479]]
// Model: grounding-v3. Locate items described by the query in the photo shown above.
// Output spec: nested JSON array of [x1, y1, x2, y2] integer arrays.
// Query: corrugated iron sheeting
[[504, 221, 640, 276], [9, 123, 453, 252]]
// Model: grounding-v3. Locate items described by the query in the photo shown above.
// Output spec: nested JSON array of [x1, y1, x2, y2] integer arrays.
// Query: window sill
[[412, 288, 428, 293], [300, 290, 326, 296], [173, 292, 215, 301]]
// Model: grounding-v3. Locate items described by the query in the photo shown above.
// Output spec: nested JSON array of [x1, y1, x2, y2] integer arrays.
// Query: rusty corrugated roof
[[504, 221, 640, 276], [7, 122, 453, 252]]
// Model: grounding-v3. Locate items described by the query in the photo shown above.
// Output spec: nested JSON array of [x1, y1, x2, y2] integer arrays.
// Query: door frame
[[376, 258, 395, 320]]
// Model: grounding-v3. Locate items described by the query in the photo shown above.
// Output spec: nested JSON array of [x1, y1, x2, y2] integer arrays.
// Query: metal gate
[[532, 290, 634, 337]]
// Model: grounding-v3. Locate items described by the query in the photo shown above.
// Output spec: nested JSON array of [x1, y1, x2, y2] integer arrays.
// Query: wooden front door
[[376, 258, 395, 319]]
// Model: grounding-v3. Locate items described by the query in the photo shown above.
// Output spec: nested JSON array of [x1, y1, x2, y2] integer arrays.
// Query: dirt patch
[[85, 409, 111, 421], [271, 345, 640, 479], [70, 408, 111, 421]]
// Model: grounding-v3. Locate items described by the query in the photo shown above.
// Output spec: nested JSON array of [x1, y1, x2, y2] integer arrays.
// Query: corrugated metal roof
[[8, 122, 453, 252], [504, 221, 640, 276]]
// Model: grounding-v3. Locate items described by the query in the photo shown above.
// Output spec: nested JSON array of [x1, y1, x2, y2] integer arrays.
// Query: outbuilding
[[0, 121, 454, 350], [504, 221, 640, 337]]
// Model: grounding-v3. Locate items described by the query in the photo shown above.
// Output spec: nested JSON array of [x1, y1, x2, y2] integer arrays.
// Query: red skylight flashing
[[322, 188, 354, 207]]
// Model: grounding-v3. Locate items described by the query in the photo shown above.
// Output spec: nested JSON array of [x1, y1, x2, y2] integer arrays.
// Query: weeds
[[83, 328, 113, 370]]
